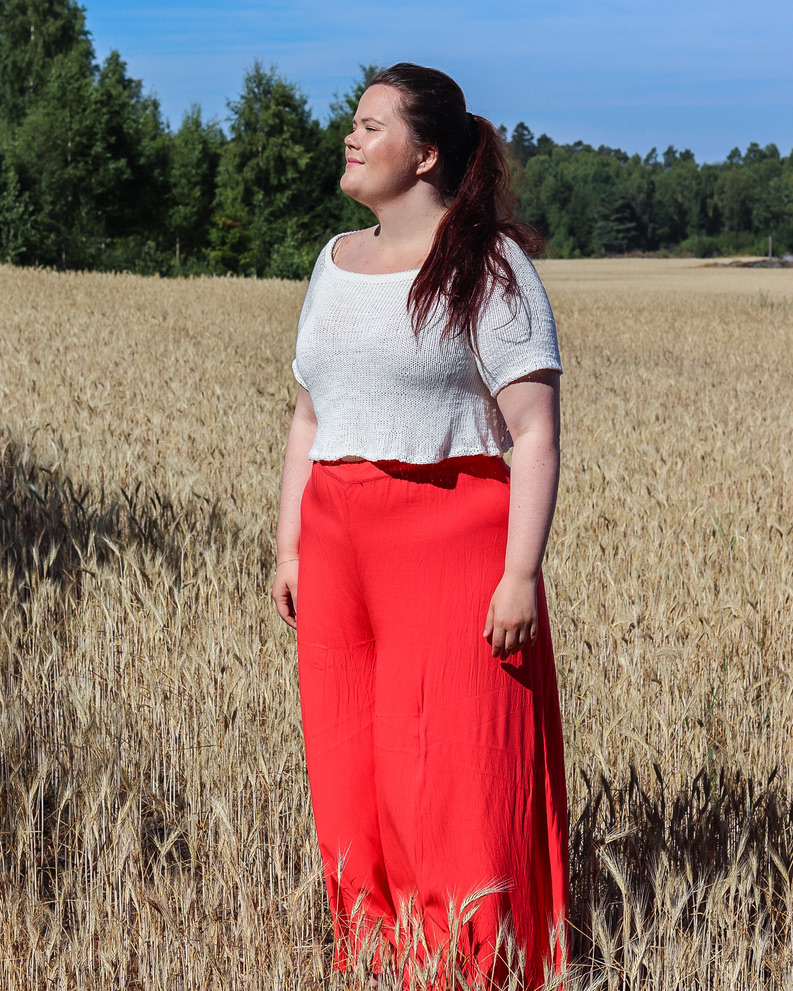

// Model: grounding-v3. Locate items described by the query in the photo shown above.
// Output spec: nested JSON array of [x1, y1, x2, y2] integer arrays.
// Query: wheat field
[[0, 258, 791, 989]]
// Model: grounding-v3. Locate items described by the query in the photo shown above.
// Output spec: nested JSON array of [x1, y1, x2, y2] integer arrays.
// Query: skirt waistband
[[314, 454, 509, 485]]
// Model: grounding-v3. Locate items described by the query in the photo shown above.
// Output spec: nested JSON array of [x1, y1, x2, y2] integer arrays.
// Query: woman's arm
[[483, 368, 561, 658], [272, 386, 318, 628]]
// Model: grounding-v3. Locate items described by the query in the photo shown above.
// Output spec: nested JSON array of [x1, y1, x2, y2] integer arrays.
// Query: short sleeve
[[291, 240, 330, 392], [292, 357, 308, 389], [474, 242, 562, 397]]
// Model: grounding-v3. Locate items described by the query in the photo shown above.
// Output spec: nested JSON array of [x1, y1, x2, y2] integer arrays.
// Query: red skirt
[[296, 456, 568, 988]]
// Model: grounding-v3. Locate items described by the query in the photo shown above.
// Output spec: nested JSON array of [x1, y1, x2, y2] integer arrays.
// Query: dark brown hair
[[367, 62, 544, 348]]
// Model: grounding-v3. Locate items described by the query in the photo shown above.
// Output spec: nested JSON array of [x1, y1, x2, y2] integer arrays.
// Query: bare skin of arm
[[483, 368, 561, 659], [272, 386, 318, 629]]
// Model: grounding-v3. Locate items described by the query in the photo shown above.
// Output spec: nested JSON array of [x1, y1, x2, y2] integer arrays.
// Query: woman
[[272, 64, 568, 989]]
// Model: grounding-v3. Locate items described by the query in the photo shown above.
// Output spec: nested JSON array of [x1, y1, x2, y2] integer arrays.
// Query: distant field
[[538, 255, 793, 298], [0, 260, 791, 989]]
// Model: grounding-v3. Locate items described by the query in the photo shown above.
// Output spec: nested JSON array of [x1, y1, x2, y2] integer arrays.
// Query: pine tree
[[167, 106, 224, 271], [210, 62, 320, 276], [509, 122, 535, 166], [0, 159, 34, 261], [0, 0, 93, 125]]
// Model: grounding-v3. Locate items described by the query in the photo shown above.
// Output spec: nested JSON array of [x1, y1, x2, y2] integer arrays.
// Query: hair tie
[[466, 111, 479, 151]]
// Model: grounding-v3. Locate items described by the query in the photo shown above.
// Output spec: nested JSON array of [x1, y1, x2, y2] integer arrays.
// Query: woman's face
[[340, 84, 426, 211]]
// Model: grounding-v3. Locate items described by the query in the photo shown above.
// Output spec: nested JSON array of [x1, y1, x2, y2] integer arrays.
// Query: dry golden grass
[[0, 259, 791, 989]]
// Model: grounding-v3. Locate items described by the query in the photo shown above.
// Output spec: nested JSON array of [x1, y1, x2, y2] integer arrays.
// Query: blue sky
[[85, 0, 792, 165]]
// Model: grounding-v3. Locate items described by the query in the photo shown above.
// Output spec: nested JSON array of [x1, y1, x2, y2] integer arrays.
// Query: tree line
[[1, 0, 791, 277]]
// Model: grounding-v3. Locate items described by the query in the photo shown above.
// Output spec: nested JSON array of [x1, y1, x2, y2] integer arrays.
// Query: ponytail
[[368, 63, 544, 350]]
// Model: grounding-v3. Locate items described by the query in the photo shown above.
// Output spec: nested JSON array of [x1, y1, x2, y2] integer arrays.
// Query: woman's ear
[[416, 145, 439, 175]]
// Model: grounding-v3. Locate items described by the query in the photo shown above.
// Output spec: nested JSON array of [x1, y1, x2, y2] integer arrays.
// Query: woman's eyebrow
[[356, 115, 386, 126]]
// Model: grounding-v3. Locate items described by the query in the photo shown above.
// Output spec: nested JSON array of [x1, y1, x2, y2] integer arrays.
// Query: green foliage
[[166, 106, 224, 270], [267, 221, 321, 280], [209, 62, 320, 277], [0, 0, 93, 126], [0, 160, 34, 262], [593, 185, 641, 255], [509, 122, 535, 166], [517, 137, 793, 258], [7, 43, 97, 265], [208, 183, 249, 274], [1, 13, 169, 268], [89, 51, 168, 247]]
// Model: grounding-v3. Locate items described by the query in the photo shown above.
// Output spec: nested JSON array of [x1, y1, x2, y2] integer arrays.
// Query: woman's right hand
[[272, 387, 317, 632], [272, 559, 299, 629]]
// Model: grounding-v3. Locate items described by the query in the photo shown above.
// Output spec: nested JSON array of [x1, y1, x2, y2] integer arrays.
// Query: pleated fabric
[[296, 456, 568, 989]]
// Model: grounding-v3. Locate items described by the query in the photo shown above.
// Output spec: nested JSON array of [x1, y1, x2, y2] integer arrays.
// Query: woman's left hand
[[483, 573, 538, 659]]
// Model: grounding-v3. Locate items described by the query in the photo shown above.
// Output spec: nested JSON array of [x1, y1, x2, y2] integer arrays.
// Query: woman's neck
[[372, 192, 447, 253], [338, 196, 446, 274]]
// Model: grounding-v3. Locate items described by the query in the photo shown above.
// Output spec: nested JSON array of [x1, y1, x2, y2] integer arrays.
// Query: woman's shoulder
[[487, 235, 549, 305], [300, 229, 376, 318], [326, 228, 375, 266], [306, 231, 364, 285], [496, 234, 540, 272], [301, 235, 354, 314]]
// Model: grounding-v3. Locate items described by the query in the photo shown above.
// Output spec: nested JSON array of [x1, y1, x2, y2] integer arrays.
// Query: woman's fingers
[[523, 619, 539, 649], [273, 586, 297, 628], [484, 575, 538, 658], [494, 623, 524, 658], [504, 625, 524, 655], [272, 565, 299, 629], [488, 627, 503, 658], [483, 600, 495, 641]]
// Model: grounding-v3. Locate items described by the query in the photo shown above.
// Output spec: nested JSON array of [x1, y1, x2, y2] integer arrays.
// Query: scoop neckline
[[325, 232, 421, 281]]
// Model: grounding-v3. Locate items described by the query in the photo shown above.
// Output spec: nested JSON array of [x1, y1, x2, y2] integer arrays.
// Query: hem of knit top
[[293, 232, 562, 466], [308, 443, 510, 467]]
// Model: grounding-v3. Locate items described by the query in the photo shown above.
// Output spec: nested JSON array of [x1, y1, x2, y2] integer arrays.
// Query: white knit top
[[292, 233, 562, 464]]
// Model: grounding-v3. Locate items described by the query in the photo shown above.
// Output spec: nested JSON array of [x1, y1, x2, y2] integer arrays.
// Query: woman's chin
[[339, 172, 367, 204]]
